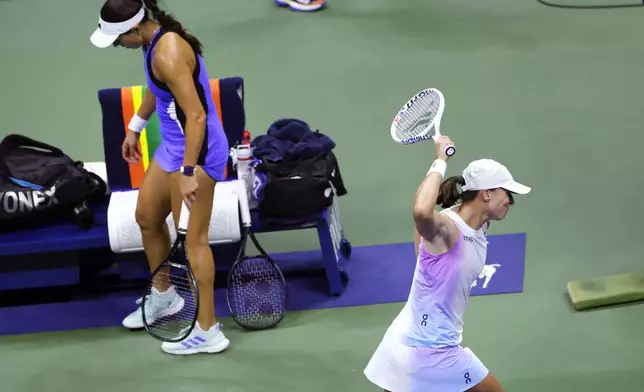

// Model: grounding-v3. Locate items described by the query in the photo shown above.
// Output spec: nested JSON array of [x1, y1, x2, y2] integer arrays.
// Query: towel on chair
[[251, 118, 336, 164]]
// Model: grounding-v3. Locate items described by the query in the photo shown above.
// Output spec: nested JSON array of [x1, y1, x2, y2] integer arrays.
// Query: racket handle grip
[[445, 145, 456, 157], [237, 179, 252, 227], [178, 201, 191, 234]]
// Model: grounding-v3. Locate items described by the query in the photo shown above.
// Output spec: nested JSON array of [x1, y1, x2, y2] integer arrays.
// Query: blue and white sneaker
[[274, 0, 326, 11], [161, 322, 230, 355], [121, 286, 184, 330], [288, 0, 326, 11]]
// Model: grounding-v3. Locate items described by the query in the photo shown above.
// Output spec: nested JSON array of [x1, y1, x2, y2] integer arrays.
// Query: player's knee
[[135, 202, 165, 232], [185, 203, 212, 247], [186, 231, 213, 275], [186, 232, 210, 251]]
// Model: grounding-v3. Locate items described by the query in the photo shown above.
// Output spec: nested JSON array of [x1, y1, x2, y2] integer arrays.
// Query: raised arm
[[412, 136, 459, 253], [414, 228, 421, 259]]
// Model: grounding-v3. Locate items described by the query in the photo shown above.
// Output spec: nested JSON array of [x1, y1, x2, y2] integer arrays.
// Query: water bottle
[[235, 130, 257, 209]]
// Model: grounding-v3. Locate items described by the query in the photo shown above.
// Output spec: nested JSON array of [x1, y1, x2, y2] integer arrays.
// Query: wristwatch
[[180, 166, 195, 176]]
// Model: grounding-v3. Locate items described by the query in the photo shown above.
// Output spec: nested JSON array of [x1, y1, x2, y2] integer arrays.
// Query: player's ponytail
[[143, 0, 204, 55], [437, 175, 464, 208], [437, 175, 479, 208]]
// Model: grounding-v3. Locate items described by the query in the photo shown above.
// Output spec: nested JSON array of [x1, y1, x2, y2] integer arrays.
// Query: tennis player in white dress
[[364, 135, 530, 392]]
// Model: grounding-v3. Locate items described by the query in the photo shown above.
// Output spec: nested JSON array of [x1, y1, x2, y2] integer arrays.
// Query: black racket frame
[[225, 224, 288, 331], [141, 230, 199, 343]]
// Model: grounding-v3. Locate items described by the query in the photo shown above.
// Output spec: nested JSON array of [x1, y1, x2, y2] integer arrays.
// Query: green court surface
[[1, 0, 644, 391]]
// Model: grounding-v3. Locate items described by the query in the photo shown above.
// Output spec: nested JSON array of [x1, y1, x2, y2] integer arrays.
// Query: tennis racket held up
[[390, 88, 456, 157]]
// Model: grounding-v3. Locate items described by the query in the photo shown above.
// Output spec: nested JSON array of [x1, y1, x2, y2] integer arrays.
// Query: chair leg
[[316, 209, 349, 296]]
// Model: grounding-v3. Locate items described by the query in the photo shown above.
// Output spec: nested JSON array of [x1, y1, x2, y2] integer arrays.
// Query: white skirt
[[363, 307, 489, 392]]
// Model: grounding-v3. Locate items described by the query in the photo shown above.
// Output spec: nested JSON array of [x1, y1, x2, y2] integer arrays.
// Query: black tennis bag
[[254, 151, 346, 220], [0, 134, 107, 232], [251, 118, 347, 221]]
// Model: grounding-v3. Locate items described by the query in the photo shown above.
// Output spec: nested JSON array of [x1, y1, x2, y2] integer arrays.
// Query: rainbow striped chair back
[[97, 77, 245, 191]]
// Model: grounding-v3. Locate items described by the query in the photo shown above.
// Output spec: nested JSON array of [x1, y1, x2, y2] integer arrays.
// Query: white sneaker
[[121, 286, 185, 329], [161, 322, 230, 355]]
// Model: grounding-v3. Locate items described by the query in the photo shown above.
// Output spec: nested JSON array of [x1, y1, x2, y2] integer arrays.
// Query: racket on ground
[[142, 201, 198, 342], [390, 88, 456, 157], [226, 179, 288, 330]]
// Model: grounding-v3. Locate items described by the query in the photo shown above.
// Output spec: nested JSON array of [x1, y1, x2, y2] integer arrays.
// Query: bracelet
[[128, 114, 148, 133], [427, 159, 447, 178]]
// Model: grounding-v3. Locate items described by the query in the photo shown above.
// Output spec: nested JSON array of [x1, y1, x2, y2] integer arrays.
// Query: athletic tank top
[[402, 205, 488, 348], [143, 28, 226, 164]]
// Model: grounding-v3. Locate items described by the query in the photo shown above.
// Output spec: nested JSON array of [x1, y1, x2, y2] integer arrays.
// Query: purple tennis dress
[[143, 28, 229, 181]]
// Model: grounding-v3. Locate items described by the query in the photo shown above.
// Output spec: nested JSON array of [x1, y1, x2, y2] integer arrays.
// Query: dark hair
[[100, 0, 204, 55], [436, 175, 478, 208]]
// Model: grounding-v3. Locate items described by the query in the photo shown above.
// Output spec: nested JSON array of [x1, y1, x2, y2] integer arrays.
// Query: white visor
[[90, 7, 145, 48]]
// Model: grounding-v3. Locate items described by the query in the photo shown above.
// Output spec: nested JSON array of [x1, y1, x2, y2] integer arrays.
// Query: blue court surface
[[0, 233, 526, 336]]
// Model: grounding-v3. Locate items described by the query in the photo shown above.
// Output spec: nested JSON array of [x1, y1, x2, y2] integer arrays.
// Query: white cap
[[461, 159, 531, 195], [90, 6, 145, 48]]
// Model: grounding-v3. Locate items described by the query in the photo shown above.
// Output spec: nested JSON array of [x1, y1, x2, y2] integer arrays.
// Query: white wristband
[[128, 114, 148, 133], [427, 159, 447, 178]]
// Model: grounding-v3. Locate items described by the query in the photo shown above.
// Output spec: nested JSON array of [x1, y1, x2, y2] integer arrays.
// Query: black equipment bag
[[251, 118, 347, 221], [254, 153, 347, 220], [0, 134, 107, 232]]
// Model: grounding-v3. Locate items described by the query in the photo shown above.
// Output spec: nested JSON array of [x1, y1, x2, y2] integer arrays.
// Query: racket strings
[[393, 91, 442, 140], [228, 256, 287, 329], [144, 250, 198, 341]]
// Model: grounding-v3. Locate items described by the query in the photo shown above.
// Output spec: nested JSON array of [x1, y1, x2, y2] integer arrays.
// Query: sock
[[153, 286, 174, 297]]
